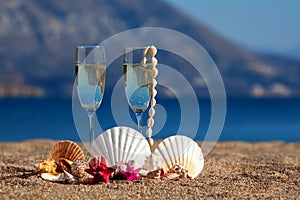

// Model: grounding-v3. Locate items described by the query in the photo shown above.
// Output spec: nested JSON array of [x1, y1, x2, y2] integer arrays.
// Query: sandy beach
[[0, 140, 299, 199]]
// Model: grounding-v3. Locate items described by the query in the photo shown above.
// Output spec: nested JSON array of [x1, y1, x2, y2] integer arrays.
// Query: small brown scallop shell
[[50, 140, 85, 163]]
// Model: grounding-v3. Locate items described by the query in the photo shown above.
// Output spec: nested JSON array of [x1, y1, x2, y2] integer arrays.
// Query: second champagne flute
[[123, 47, 153, 134], [75, 45, 106, 158]]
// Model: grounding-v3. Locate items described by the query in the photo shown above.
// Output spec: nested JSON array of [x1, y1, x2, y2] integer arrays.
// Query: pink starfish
[[85, 156, 115, 184], [119, 162, 141, 181]]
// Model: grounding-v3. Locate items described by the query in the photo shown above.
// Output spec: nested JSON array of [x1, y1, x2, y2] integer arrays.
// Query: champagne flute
[[75, 45, 106, 158], [123, 47, 153, 134]]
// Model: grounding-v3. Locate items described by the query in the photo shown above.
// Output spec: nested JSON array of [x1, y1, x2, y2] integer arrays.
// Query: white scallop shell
[[91, 126, 151, 169], [153, 135, 204, 179]]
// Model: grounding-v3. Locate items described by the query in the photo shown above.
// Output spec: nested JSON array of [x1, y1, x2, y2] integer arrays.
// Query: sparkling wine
[[75, 63, 106, 111], [123, 63, 152, 113]]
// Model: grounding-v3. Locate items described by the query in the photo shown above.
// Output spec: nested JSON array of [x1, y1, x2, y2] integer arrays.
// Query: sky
[[164, 0, 300, 58]]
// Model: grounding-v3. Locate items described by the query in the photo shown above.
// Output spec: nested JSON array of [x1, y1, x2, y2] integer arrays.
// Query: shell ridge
[[181, 136, 190, 168], [69, 142, 79, 161], [92, 136, 108, 159], [181, 136, 187, 168], [126, 132, 142, 163], [175, 135, 182, 165], [66, 142, 72, 159], [121, 127, 151, 167], [119, 127, 126, 163], [158, 139, 173, 169], [69, 141, 80, 160], [61, 141, 68, 159], [100, 137, 110, 159], [53, 141, 60, 159], [174, 136, 187, 168], [169, 136, 179, 166], [196, 143, 204, 176], [92, 127, 152, 169], [155, 146, 169, 169], [156, 140, 169, 167], [50, 140, 85, 163], [129, 136, 149, 165], [165, 138, 176, 169], [185, 138, 204, 178], [104, 130, 115, 166], [186, 142, 196, 175], [193, 143, 203, 178], [127, 128, 146, 161], [122, 128, 132, 162], [92, 130, 113, 165], [123, 128, 137, 163], [111, 128, 119, 165], [181, 136, 188, 164]]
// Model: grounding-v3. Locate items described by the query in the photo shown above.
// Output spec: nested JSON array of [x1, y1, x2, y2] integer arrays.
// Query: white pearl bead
[[144, 45, 157, 57], [144, 46, 150, 56], [147, 118, 154, 127], [152, 89, 157, 98], [152, 68, 158, 78], [151, 57, 158, 66], [152, 79, 157, 87], [149, 107, 155, 117], [151, 98, 156, 107], [141, 57, 147, 65], [146, 127, 152, 137], [149, 46, 157, 56]]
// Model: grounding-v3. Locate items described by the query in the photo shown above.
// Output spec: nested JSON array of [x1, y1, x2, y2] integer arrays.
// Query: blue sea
[[0, 97, 299, 142]]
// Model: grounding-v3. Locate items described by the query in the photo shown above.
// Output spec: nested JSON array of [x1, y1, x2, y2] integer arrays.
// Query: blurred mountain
[[1, 0, 300, 98], [286, 46, 300, 60]]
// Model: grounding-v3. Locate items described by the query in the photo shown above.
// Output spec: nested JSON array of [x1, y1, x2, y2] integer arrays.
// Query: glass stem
[[135, 113, 143, 134], [87, 111, 95, 159]]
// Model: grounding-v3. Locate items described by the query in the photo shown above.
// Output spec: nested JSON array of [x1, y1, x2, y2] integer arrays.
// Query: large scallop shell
[[152, 135, 204, 179], [91, 126, 151, 169], [50, 140, 85, 163]]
